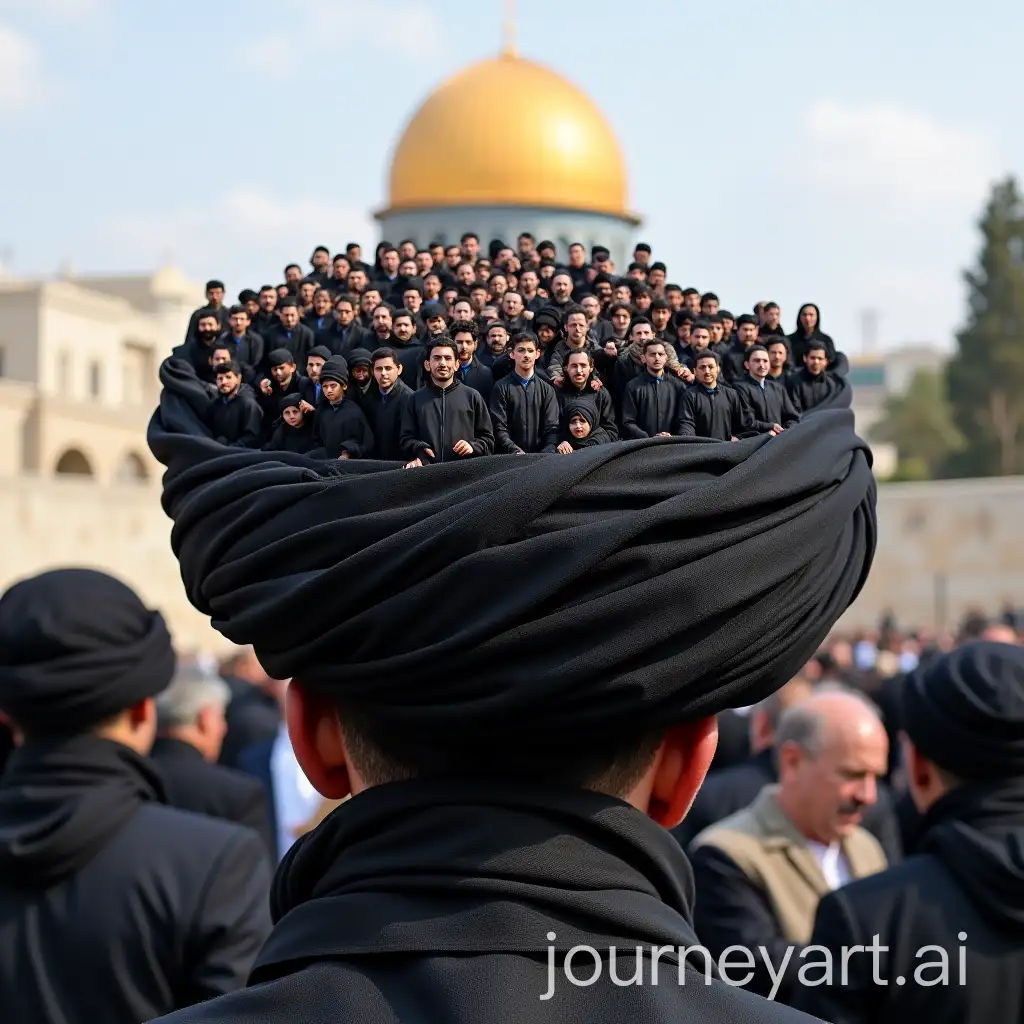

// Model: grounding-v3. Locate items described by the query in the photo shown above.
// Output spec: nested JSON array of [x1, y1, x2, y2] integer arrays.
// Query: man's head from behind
[[0, 568, 176, 754], [775, 685, 888, 844], [155, 662, 231, 762], [900, 640, 1024, 813]]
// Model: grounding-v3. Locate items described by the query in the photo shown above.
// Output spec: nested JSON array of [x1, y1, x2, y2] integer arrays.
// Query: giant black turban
[[902, 641, 1024, 780], [148, 357, 876, 748], [0, 569, 176, 734]]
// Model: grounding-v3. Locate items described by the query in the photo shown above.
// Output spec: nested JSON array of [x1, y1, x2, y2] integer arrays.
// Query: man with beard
[[302, 288, 337, 346], [759, 301, 786, 339], [556, 350, 618, 445], [252, 285, 279, 338], [786, 342, 843, 413], [732, 345, 801, 436], [478, 320, 510, 368], [388, 310, 425, 389], [767, 338, 792, 385], [184, 280, 230, 341], [720, 313, 761, 383], [0, 570, 272, 1024], [488, 334, 560, 455], [794, 642, 1024, 1024], [217, 305, 264, 383], [677, 352, 752, 440], [546, 306, 601, 384], [262, 298, 315, 371], [206, 361, 263, 448], [172, 310, 228, 383], [451, 320, 494, 402], [400, 337, 494, 466], [690, 687, 890, 1003]]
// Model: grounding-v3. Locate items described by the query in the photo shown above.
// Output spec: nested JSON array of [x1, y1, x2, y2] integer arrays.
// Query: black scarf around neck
[[252, 779, 700, 983], [0, 735, 165, 888]]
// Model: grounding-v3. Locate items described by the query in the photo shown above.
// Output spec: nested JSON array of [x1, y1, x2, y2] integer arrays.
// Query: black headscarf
[[0, 569, 176, 734], [902, 640, 1024, 780], [148, 356, 876, 750]]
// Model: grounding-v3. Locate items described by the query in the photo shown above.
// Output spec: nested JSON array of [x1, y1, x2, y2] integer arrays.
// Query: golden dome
[[384, 52, 635, 221]]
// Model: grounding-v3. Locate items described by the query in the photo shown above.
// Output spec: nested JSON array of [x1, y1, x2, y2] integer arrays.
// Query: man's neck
[[516, 369, 534, 381], [432, 376, 453, 389], [646, 368, 664, 378]]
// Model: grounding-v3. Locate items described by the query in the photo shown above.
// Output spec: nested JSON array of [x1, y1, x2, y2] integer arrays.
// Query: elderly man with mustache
[[689, 685, 890, 1003]]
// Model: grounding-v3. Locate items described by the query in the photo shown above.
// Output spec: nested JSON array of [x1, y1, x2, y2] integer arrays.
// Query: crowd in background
[[167, 233, 851, 462]]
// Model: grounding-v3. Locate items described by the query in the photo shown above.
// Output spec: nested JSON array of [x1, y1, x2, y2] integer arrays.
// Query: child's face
[[321, 380, 343, 403], [351, 365, 370, 386], [282, 406, 303, 427], [569, 414, 590, 439], [271, 362, 295, 384], [306, 356, 325, 381]]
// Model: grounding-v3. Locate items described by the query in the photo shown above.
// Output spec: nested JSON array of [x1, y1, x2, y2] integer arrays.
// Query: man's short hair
[[449, 319, 478, 340], [155, 662, 231, 730], [371, 347, 401, 367]]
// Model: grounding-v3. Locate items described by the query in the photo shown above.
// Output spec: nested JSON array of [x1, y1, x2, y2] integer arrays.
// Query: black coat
[[206, 387, 263, 447], [488, 374, 560, 454], [311, 397, 375, 459], [367, 379, 414, 460], [792, 780, 1024, 1024], [149, 737, 275, 861], [0, 737, 272, 1024], [262, 417, 317, 454], [262, 324, 316, 370], [389, 339, 426, 390], [400, 377, 495, 463], [786, 367, 844, 413], [732, 376, 802, 432], [148, 778, 818, 1024], [671, 748, 904, 863], [678, 384, 752, 440], [621, 373, 687, 438], [456, 358, 494, 402], [555, 377, 619, 445], [217, 331, 265, 381]]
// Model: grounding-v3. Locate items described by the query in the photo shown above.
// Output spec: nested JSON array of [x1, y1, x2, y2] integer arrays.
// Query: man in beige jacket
[[690, 686, 889, 1003]]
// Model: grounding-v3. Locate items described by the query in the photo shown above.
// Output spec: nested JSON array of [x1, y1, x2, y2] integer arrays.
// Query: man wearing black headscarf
[[0, 569, 272, 1024], [793, 641, 1024, 1024], [146, 351, 877, 1024]]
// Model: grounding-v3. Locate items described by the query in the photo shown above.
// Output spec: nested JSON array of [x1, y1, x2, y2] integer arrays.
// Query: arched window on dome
[[116, 452, 149, 485], [54, 448, 94, 477]]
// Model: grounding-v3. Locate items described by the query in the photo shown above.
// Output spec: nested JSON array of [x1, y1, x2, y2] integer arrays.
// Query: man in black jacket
[[720, 313, 761, 383], [370, 346, 414, 460], [678, 352, 753, 440], [311, 356, 375, 459], [621, 338, 687, 438], [793, 642, 1024, 1024], [555, 350, 618, 445], [263, 297, 315, 370], [786, 342, 843, 413], [400, 337, 495, 466], [206, 361, 263, 447], [0, 569, 272, 1024], [488, 333, 560, 455], [151, 661, 275, 860], [452, 319, 495, 401], [218, 305, 264, 382], [732, 345, 801, 436]]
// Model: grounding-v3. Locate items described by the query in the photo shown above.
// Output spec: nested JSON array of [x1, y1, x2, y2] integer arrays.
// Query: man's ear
[[647, 716, 718, 828], [286, 683, 353, 800]]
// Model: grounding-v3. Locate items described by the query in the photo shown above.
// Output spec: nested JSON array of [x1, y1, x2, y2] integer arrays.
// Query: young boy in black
[[311, 356, 375, 460], [205, 360, 263, 447], [262, 394, 316, 454]]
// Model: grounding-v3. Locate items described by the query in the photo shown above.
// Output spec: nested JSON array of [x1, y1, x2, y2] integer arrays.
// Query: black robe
[[786, 367, 845, 414], [147, 779, 819, 1024], [621, 373, 687, 438], [311, 397, 375, 459], [732, 376, 801, 432], [206, 387, 263, 448], [0, 737, 271, 1024], [677, 385, 752, 440], [488, 374, 560, 454], [367, 378, 414, 460]]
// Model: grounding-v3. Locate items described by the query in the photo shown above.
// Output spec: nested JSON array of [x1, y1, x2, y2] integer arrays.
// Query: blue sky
[[0, 0, 1020, 354]]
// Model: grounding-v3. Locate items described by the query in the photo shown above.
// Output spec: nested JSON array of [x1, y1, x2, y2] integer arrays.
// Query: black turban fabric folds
[[148, 357, 877, 748], [0, 569, 176, 733]]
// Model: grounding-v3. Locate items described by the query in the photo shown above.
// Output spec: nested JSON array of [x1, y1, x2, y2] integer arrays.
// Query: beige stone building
[[0, 266, 228, 654]]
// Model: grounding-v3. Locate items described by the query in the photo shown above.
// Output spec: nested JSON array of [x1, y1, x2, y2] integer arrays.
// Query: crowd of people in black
[[169, 233, 850, 463]]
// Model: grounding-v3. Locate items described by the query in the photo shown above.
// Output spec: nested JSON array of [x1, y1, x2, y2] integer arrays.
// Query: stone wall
[[0, 475, 227, 656], [837, 476, 1024, 631]]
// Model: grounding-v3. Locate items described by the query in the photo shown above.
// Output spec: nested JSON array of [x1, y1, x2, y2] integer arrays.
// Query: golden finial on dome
[[501, 0, 518, 58]]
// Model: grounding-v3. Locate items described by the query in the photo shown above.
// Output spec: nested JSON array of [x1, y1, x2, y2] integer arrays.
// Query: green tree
[[946, 176, 1024, 476], [870, 368, 965, 478]]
